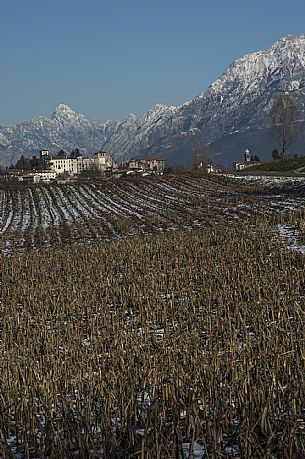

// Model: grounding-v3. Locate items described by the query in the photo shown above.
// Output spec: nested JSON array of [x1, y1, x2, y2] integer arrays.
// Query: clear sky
[[1, 0, 305, 125]]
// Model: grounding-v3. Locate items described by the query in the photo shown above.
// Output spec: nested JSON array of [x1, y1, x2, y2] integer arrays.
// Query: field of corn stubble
[[0, 174, 305, 458]]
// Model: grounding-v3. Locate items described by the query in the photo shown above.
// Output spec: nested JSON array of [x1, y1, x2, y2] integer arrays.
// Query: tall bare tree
[[191, 138, 214, 171], [269, 94, 303, 158]]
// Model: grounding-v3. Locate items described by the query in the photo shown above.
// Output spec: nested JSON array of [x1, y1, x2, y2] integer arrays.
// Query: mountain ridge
[[1, 33, 305, 167]]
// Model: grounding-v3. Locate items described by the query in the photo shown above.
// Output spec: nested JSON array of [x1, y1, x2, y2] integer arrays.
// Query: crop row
[[1, 175, 305, 255], [1, 218, 304, 457]]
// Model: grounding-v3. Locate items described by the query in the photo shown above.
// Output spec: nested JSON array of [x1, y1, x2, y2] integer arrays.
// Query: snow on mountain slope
[[178, 33, 305, 138], [1, 33, 305, 167]]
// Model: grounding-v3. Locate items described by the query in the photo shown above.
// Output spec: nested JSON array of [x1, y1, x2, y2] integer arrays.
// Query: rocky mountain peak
[[122, 113, 137, 124], [272, 33, 305, 49], [1, 33, 305, 168], [52, 104, 85, 122]]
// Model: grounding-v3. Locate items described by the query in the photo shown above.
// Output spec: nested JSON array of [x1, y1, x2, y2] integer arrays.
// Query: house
[[234, 160, 260, 171], [35, 170, 57, 181], [197, 162, 221, 174], [125, 158, 165, 174], [146, 158, 165, 172], [18, 174, 40, 184], [127, 159, 147, 171], [234, 162, 247, 171], [18, 170, 57, 183], [93, 151, 118, 171]]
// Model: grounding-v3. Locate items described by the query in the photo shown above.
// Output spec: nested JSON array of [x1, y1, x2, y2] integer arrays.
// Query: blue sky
[[1, 0, 305, 125]]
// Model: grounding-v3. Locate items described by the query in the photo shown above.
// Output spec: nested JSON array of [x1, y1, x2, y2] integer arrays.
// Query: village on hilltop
[[1, 149, 166, 183]]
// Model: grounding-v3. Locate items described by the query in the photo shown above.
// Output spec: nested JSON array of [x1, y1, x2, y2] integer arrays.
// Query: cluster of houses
[[2, 145, 237, 183], [197, 162, 221, 174], [5, 149, 166, 183]]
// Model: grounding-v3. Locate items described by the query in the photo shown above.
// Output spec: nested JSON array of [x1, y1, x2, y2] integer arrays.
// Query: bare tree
[[191, 138, 214, 171], [269, 94, 303, 158]]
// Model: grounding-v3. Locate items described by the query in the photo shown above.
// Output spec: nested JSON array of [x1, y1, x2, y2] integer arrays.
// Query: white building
[[40, 149, 117, 176], [197, 162, 220, 174], [146, 158, 165, 172], [18, 170, 57, 183], [234, 162, 247, 171], [37, 170, 57, 181], [49, 156, 75, 174]]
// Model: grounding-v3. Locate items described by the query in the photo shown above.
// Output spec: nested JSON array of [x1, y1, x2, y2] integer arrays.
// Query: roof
[[50, 156, 71, 160], [147, 158, 165, 161], [94, 150, 108, 155]]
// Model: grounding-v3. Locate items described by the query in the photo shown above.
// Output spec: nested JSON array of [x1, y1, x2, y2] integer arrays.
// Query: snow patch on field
[[278, 224, 305, 254], [228, 174, 305, 189]]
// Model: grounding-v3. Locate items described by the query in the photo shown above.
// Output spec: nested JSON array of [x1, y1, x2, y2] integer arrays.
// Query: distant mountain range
[[1, 33, 305, 167]]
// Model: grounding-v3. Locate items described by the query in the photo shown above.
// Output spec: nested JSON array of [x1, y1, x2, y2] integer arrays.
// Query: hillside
[[245, 155, 305, 172]]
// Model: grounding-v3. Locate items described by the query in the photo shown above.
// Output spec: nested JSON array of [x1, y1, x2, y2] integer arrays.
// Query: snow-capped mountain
[[1, 33, 305, 167], [153, 32, 305, 164], [0, 104, 118, 166]]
